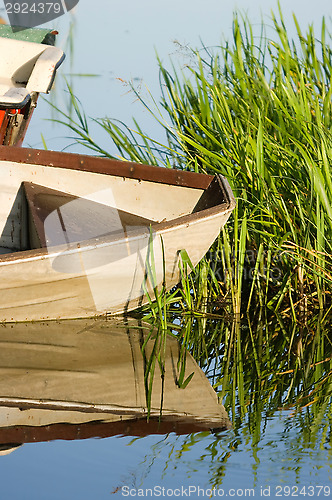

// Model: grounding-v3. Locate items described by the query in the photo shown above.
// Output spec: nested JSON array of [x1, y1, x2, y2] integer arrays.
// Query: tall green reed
[[50, 6, 332, 319], [180, 309, 332, 435], [137, 308, 332, 489]]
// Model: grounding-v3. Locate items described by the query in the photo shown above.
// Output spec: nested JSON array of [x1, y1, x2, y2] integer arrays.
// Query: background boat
[[0, 27, 64, 147]]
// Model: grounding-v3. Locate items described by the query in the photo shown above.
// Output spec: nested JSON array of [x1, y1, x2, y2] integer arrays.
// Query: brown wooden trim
[[0, 416, 231, 444], [0, 146, 213, 189]]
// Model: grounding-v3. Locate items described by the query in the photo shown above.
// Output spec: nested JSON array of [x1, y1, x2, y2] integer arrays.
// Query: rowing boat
[[0, 27, 235, 321], [0, 146, 235, 322]]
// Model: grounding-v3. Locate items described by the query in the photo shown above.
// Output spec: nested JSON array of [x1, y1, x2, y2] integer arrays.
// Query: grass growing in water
[[51, 7, 332, 320], [161, 310, 332, 489], [47, 9, 332, 450]]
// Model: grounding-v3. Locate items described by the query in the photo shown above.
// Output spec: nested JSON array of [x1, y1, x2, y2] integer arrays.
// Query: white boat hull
[[0, 148, 235, 321]]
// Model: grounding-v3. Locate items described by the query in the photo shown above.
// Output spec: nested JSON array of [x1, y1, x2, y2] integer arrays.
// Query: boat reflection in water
[[0, 318, 230, 451]]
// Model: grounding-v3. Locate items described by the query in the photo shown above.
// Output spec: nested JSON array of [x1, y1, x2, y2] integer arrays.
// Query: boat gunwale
[[0, 145, 213, 189]]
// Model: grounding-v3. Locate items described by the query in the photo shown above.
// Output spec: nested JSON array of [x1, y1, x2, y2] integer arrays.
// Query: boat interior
[[0, 171, 230, 257]]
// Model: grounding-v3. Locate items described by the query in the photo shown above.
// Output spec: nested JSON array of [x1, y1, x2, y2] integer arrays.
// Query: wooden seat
[[23, 182, 154, 249]]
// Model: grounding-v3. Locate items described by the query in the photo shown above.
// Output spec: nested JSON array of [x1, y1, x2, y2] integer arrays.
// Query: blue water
[[0, 410, 331, 499]]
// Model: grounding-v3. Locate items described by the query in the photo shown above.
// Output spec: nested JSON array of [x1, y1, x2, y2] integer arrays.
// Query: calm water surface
[[0, 1, 332, 497], [0, 315, 331, 499], [0, 399, 331, 498]]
